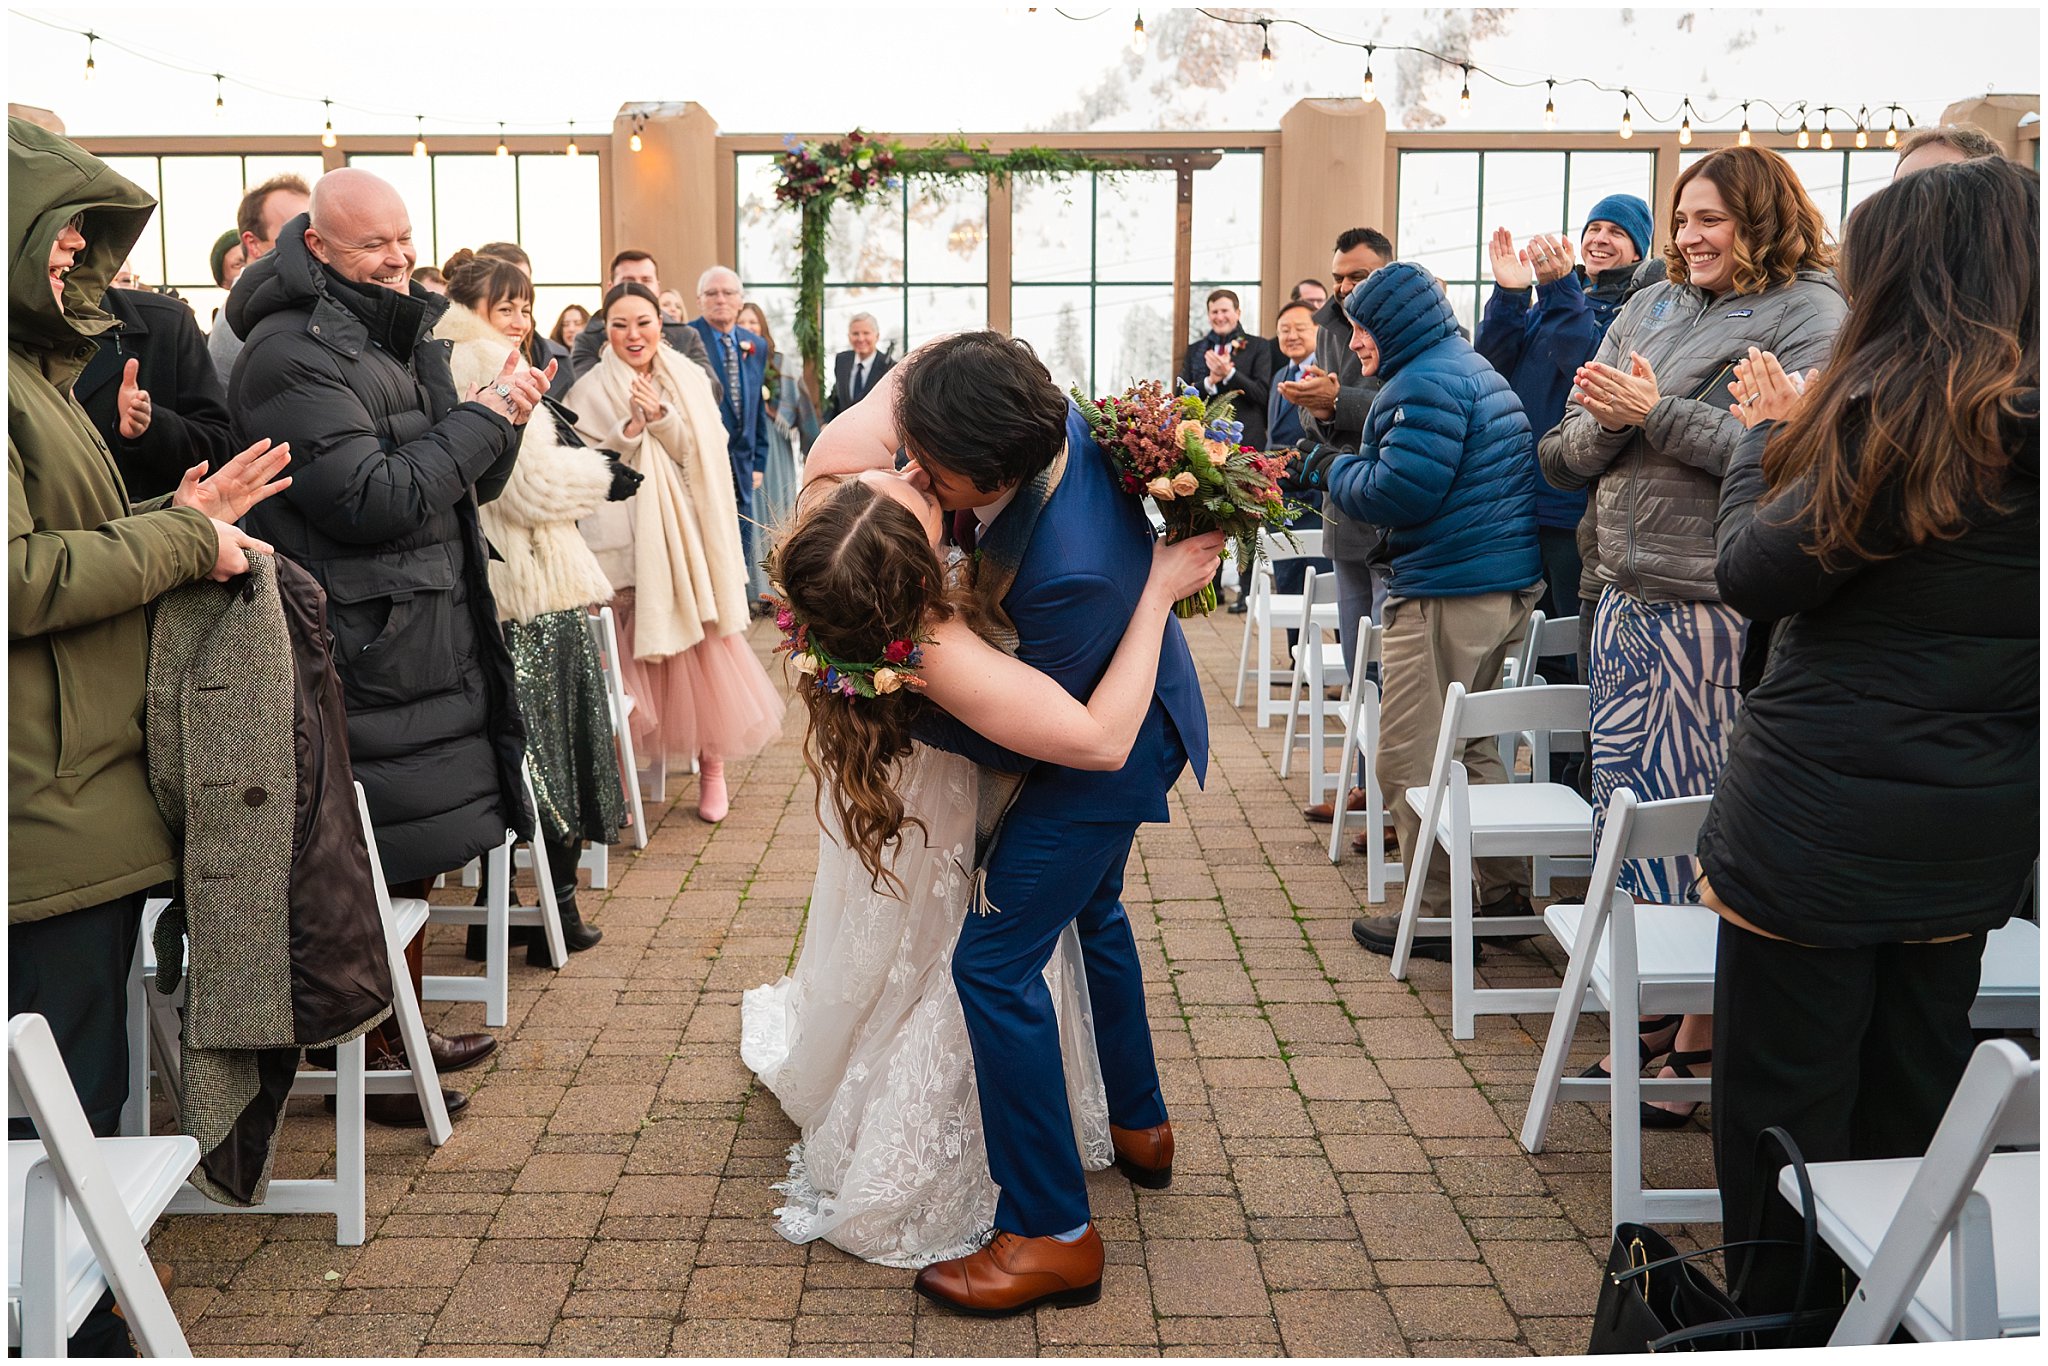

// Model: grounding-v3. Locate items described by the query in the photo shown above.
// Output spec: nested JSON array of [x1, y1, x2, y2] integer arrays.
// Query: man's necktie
[[721, 334, 742, 421], [853, 359, 869, 401]]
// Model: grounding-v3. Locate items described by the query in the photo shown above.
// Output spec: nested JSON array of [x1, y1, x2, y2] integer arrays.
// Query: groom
[[879, 333, 1210, 1314]]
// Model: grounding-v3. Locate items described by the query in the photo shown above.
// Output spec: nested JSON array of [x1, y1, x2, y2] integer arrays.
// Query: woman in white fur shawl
[[566, 281, 783, 823], [435, 251, 629, 956]]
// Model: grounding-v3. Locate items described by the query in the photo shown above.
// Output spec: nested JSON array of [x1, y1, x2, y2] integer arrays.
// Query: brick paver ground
[[153, 612, 1724, 1357]]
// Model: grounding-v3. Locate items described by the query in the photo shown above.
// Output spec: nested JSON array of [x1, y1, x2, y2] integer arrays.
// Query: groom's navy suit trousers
[[923, 404, 1210, 1236]]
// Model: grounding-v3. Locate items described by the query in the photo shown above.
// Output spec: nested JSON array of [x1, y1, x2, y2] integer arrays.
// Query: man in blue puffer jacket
[[1299, 261, 1545, 960]]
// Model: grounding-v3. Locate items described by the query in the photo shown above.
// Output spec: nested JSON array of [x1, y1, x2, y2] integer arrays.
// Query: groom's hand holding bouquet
[[1073, 380, 1299, 617]]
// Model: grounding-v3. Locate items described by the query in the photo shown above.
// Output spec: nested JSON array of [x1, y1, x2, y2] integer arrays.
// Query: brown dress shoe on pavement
[[325, 1048, 472, 1127], [1303, 787, 1369, 823], [913, 1226, 1104, 1317], [1351, 826, 1402, 856], [427, 1028, 496, 1073], [1109, 1121, 1174, 1188]]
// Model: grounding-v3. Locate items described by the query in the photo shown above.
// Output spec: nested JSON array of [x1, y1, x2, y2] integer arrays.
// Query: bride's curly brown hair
[[771, 477, 954, 893]]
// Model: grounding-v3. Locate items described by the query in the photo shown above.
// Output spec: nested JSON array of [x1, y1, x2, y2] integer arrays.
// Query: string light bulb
[[1884, 105, 1900, 147], [1855, 107, 1869, 148], [1131, 10, 1145, 55], [412, 117, 427, 158], [1458, 65, 1472, 117], [1678, 98, 1693, 146], [565, 121, 580, 156], [495, 123, 508, 157], [1818, 106, 1834, 150], [321, 100, 336, 148], [1258, 22, 1273, 80], [1618, 90, 1633, 140], [1361, 45, 1376, 104], [83, 31, 96, 81], [629, 117, 643, 153], [1738, 102, 1752, 147], [1543, 79, 1556, 130], [1797, 105, 1810, 148], [213, 74, 224, 117]]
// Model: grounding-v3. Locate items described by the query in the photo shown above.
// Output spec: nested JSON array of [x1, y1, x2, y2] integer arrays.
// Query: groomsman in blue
[[686, 266, 769, 575]]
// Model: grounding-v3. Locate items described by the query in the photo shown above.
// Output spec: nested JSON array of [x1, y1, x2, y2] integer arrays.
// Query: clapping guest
[[1264, 300, 1333, 616], [1699, 156, 2037, 1332], [825, 312, 894, 422], [1538, 147, 1846, 1118], [567, 283, 783, 824], [437, 249, 629, 961], [739, 300, 819, 608], [567, 249, 721, 396], [1179, 288, 1272, 450], [688, 265, 773, 586], [469, 241, 569, 371]]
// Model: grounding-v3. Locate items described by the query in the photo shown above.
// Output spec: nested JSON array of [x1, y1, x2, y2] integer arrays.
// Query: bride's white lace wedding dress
[[740, 743, 1112, 1267]]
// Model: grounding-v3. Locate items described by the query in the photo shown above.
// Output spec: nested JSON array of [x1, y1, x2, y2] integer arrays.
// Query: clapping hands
[[172, 437, 292, 523], [1728, 347, 1817, 429], [469, 349, 555, 425], [1488, 229, 1577, 291], [1572, 352, 1661, 430], [629, 373, 668, 426]]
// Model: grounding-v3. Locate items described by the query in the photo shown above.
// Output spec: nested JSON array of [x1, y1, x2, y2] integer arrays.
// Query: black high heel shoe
[[1638, 1048, 1712, 1130], [1577, 1014, 1684, 1079]]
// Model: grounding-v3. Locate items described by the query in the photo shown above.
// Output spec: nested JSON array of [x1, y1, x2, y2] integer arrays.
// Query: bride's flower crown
[[772, 596, 928, 700]]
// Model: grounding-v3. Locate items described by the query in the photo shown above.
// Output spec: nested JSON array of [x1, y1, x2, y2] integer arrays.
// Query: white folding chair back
[[1233, 528, 1313, 726], [9, 1013, 197, 1357], [1968, 917, 2040, 1030], [1278, 568, 1348, 799], [1389, 682, 1595, 1037], [590, 604, 652, 845], [426, 763, 568, 1028], [1803, 1038, 2040, 1343], [1517, 788, 1720, 1225], [1326, 617, 1404, 903]]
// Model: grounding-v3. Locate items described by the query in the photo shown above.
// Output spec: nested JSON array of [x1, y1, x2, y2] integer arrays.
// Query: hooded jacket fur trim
[[435, 305, 615, 622]]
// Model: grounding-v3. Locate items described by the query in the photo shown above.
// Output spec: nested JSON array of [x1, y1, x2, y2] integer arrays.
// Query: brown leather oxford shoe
[[913, 1225, 1103, 1317], [426, 1028, 497, 1073], [1110, 1120, 1174, 1188]]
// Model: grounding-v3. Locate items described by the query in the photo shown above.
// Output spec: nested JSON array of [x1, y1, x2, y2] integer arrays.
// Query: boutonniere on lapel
[[739, 338, 757, 359], [1225, 335, 1248, 356]]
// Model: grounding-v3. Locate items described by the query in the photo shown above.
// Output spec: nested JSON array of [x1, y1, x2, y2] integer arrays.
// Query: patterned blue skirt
[[1588, 588, 1748, 902]]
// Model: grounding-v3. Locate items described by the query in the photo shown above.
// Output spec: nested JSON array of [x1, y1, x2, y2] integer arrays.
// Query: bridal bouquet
[[1073, 380, 1297, 617]]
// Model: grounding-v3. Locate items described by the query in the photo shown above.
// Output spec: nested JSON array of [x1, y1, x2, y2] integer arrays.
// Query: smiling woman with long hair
[[1695, 154, 2038, 1333]]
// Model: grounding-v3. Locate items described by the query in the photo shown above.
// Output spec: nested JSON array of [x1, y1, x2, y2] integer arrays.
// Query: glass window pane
[[1844, 151, 1893, 224], [1481, 151, 1567, 241], [824, 286, 906, 360], [737, 153, 799, 284], [159, 156, 244, 289], [533, 286, 601, 347], [1777, 151, 1847, 230], [1192, 151, 1263, 281], [1187, 285, 1262, 344], [1012, 176, 1092, 284], [433, 156, 518, 268], [517, 154, 601, 285], [1094, 286, 1176, 392], [905, 178, 988, 285], [825, 192, 905, 285], [1010, 285, 1091, 395], [347, 155, 435, 264], [99, 157, 164, 286], [1096, 172, 1176, 282], [1397, 152, 1480, 283], [182, 287, 227, 335], [1442, 281, 1480, 338], [1565, 152, 1659, 240], [907, 285, 988, 349]]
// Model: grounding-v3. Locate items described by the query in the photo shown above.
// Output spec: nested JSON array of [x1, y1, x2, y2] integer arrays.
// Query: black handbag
[[1587, 1126, 1839, 1352]]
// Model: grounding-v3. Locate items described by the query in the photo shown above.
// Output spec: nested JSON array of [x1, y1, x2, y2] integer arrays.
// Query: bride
[[741, 461, 1222, 1268]]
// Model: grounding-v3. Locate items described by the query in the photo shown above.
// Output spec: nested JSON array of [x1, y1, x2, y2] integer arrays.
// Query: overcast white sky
[[9, 3, 2040, 140]]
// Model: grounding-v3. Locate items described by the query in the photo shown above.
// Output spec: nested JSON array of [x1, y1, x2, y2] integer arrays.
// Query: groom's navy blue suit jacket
[[924, 403, 1209, 823]]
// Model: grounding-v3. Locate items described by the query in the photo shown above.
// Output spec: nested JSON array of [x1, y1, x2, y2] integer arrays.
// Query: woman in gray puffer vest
[[1537, 147, 1845, 1120]]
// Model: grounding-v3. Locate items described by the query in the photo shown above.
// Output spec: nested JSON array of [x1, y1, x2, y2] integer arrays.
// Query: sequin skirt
[[505, 609, 629, 848]]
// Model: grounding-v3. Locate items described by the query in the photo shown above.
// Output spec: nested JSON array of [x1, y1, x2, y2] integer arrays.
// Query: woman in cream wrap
[[567, 281, 783, 822]]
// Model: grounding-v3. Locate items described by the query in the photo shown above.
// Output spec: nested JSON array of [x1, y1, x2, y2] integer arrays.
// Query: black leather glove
[[602, 450, 644, 502]]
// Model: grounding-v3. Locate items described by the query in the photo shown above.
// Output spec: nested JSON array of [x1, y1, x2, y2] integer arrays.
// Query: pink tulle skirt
[[611, 588, 786, 766]]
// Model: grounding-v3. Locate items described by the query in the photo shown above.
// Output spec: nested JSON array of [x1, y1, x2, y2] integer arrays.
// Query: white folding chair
[[1518, 789, 1722, 1226], [1968, 917, 2041, 1031], [10, 1013, 198, 1358], [1326, 616, 1404, 906], [1794, 1038, 2039, 1344], [126, 783, 452, 1246], [589, 603, 652, 850], [1233, 528, 1322, 726], [1278, 567, 1347, 800], [427, 763, 568, 1029], [1390, 682, 1596, 1038]]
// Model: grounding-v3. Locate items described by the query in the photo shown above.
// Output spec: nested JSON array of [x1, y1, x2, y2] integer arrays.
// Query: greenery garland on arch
[[774, 131, 1131, 397]]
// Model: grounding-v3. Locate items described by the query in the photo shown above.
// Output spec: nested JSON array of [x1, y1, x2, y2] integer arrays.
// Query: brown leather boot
[[1110, 1121, 1174, 1188], [914, 1225, 1103, 1317]]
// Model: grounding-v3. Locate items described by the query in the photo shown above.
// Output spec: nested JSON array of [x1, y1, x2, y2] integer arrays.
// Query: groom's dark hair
[[895, 331, 1069, 493]]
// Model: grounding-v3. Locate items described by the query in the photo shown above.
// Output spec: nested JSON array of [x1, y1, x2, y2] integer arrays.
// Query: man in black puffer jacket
[[227, 168, 551, 1111]]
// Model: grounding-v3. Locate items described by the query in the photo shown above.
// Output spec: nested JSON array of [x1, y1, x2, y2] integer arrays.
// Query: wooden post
[[1173, 160, 1195, 369]]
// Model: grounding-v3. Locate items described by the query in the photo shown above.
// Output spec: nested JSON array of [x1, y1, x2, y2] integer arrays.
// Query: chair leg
[[484, 841, 512, 1028], [1280, 652, 1305, 779], [18, 1162, 67, 1358], [527, 832, 568, 969], [121, 935, 150, 1138], [1234, 598, 1255, 706], [382, 930, 452, 1148], [1327, 694, 1359, 868], [1388, 808, 1435, 981], [1520, 898, 1608, 1153], [335, 1033, 367, 1246], [586, 841, 610, 890], [1365, 704, 1390, 906], [1450, 836, 1479, 1041]]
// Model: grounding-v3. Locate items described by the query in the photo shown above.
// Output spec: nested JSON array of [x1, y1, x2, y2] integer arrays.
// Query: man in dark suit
[[824, 311, 894, 421], [685, 265, 770, 576], [76, 283, 237, 501], [1177, 288, 1272, 450]]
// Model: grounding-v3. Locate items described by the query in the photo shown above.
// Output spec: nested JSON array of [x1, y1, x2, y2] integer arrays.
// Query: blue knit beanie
[[1583, 194, 1653, 257]]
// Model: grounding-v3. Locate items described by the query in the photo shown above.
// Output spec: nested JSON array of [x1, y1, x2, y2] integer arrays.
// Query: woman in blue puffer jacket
[[1300, 261, 1545, 962]]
